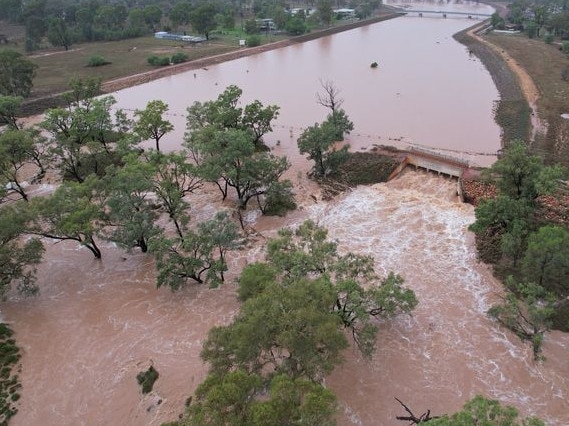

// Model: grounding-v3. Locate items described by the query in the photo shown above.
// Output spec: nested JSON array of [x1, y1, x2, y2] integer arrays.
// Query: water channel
[[113, 0, 501, 166], [3, 2, 569, 425]]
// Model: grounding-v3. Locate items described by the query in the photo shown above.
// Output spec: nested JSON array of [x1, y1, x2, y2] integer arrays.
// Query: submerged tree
[[41, 93, 134, 182], [25, 178, 104, 258], [174, 220, 416, 425], [133, 100, 174, 152], [146, 150, 202, 239], [264, 220, 418, 357], [396, 395, 544, 425], [315, 79, 354, 141], [185, 85, 279, 149], [99, 159, 162, 253], [185, 86, 294, 213], [179, 370, 337, 426], [0, 129, 38, 201], [488, 279, 555, 360], [152, 211, 240, 289], [0, 203, 44, 298], [297, 116, 349, 177]]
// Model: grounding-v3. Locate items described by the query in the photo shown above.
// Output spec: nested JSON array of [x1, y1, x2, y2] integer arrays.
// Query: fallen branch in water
[[395, 397, 439, 424]]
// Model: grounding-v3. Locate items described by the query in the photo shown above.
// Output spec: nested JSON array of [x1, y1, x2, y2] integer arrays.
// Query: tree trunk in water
[[85, 236, 102, 259], [138, 237, 148, 253]]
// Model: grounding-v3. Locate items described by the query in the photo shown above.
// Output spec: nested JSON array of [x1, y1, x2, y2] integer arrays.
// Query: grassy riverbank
[[483, 33, 569, 166]]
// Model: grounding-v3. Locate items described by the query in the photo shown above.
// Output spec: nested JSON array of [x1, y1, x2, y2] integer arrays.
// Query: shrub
[[171, 52, 189, 64], [136, 366, 159, 394], [244, 19, 258, 34], [87, 55, 111, 67], [262, 181, 297, 216], [563, 41, 569, 54], [544, 34, 554, 44], [147, 55, 170, 66], [246, 35, 261, 47]]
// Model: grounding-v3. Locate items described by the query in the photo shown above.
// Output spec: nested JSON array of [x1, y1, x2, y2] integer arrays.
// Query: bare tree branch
[[316, 79, 344, 114], [395, 398, 439, 424]]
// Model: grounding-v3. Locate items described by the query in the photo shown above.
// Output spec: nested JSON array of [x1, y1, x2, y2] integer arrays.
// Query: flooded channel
[[3, 2, 568, 425], [113, 0, 500, 166]]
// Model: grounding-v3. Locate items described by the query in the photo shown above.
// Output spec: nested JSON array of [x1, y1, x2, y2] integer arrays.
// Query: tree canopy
[[185, 85, 293, 212], [426, 395, 544, 426], [0, 203, 44, 298], [298, 115, 350, 177], [0, 49, 37, 98], [189, 3, 218, 40], [470, 140, 569, 352], [174, 220, 417, 425], [133, 100, 174, 152]]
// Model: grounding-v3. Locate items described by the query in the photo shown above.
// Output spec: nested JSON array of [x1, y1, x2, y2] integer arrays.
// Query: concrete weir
[[388, 148, 470, 201]]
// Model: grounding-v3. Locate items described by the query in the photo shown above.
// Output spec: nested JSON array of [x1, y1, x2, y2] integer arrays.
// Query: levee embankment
[[453, 21, 532, 144]]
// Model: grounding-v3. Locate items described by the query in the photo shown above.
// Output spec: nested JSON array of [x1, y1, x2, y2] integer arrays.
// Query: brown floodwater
[[5, 171, 568, 425], [112, 0, 500, 166], [4, 2, 568, 425]]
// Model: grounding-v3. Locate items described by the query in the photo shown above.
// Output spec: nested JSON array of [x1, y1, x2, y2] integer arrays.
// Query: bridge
[[402, 9, 492, 18]]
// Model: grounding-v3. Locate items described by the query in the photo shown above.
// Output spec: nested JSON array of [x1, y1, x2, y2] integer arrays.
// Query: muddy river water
[[3, 2, 569, 425]]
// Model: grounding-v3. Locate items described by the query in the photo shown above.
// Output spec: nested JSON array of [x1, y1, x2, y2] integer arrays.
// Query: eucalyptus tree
[[179, 370, 337, 426], [133, 100, 174, 152], [191, 128, 291, 209], [185, 85, 279, 149], [151, 211, 241, 289], [0, 129, 38, 201], [487, 140, 562, 202], [62, 77, 102, 109], [99, 159, 162, 253], [178, 220, 416, 425], [316, 79, 354, 141], [0, 49, 37, 98], [397, 395, 544, 425], [189, 3, 218, 40], [185, 85, 293, 212], [0, 95, 23, 130], [204, 220, 417, 374], [47, 17, 74, 50], [169, 2, 192, 29], [263, 220, 418, 357], [145, 150, 202, 239], [297, 115, 349, 177], [25, 178, 104, 259], [488, 279, 555, 360], [41, 94, 133, 182], [0, 203, 44, 298], [469, 141, 564, 265], [522, 225, 569, 293]]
